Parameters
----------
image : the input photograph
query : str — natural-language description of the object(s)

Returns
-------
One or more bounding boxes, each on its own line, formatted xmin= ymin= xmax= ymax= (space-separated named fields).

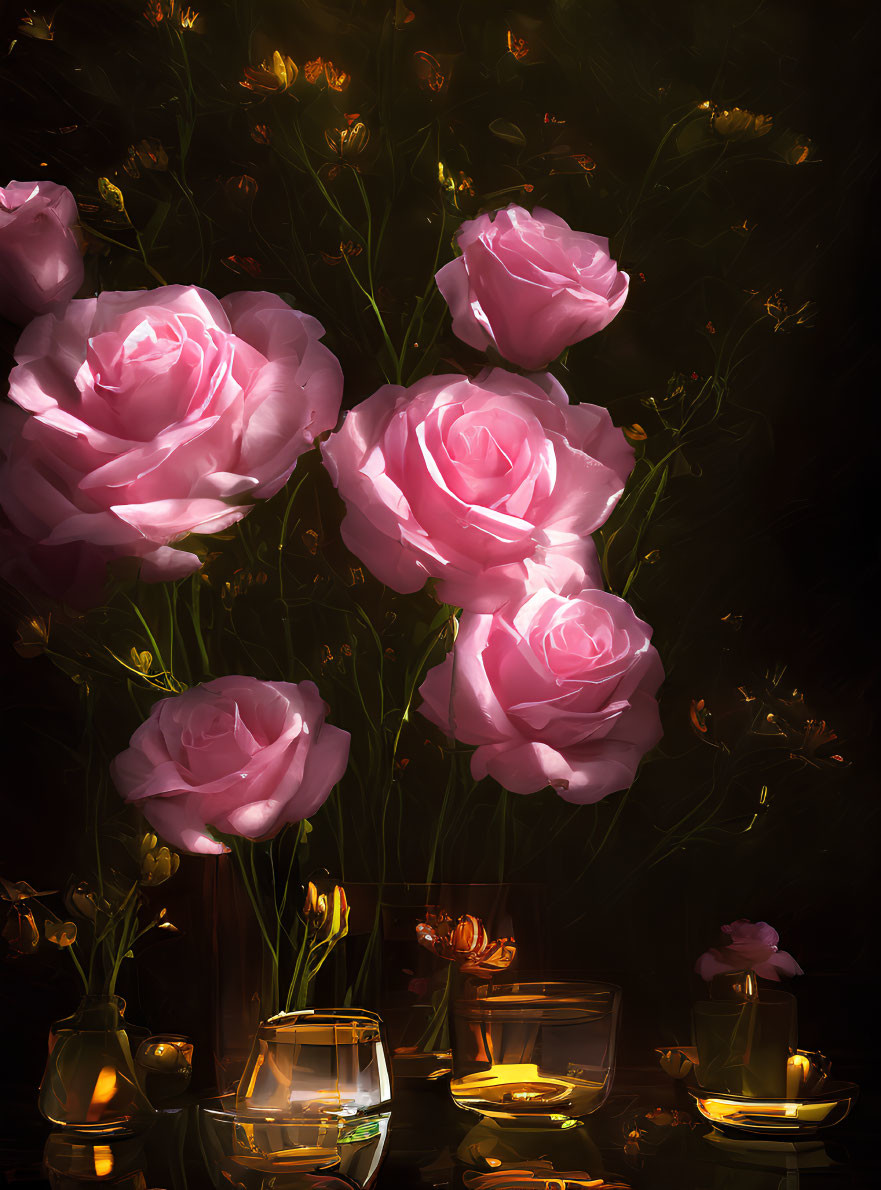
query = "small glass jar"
xmin=693 ymin=987 xmax=797 ymax=1097
xmin=134 ymin=1034 xmax=194 ymax=1104
xmin=38 ymin=995 xmax=155 ymax=1136
xmin=450 ymin=981 xmax=621 ymax=1125
xmin=235 ymin=1009 xmax=393 ymax=1118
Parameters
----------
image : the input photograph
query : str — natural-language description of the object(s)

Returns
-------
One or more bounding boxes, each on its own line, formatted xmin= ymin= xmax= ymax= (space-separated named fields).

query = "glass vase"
xmin=235 ymin=1009 xmax=393 ymax=1119
xmin=38 ymin=995 xmax=155 ymax=1136
xmin=450 ymin=981 xmax=621 ymax=1126
xmin=693 ymin=987 xmax=797 ymax=1097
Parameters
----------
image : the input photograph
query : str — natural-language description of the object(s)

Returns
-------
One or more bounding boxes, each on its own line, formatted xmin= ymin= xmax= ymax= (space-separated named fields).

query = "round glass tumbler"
xmin=235 ymin=1009 xmax=393 ymax=1118
xmin=450 ymin=981 xmax=621 ymax=1126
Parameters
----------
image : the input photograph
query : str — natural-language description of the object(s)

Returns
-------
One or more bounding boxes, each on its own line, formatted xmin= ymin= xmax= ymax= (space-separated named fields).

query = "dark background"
xmin=0 ymin=0 xmax=878 ymax=1133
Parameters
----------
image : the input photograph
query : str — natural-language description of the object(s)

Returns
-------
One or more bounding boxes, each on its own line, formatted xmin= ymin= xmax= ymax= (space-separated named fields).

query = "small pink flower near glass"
xmin=695 ymin=919 xmax=804 ymax=982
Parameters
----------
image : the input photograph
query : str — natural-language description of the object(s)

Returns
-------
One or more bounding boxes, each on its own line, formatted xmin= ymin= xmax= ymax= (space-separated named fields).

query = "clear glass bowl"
xmin=450 ymin=981 xmax=621 ymax=1125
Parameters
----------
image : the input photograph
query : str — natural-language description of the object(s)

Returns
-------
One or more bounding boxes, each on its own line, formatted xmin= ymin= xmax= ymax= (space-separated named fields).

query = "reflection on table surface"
xmin=0 ymin=1068 xmax=874 ymax=1189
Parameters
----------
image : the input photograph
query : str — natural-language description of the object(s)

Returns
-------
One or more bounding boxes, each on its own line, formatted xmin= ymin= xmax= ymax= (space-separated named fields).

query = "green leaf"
xmin=143 ymin=200 xmax=171 ymax=252
xmin=489 ymin=118 xmax=527 ymax=146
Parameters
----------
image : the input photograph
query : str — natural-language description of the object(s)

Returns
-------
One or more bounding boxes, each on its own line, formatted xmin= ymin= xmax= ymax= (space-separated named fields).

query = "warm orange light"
xmin=506 ymin=31 xmax=529 ymax=61
xmin=695 ymin=1093 xmax=838 ymax=1128
xmin=86 ymin=1066 xmax=118 ymax=1120
xmin=93 ymin=1146 xmax=114 ymax=1177
xmin=451 ymin=1062 xmax=607 ymax=1118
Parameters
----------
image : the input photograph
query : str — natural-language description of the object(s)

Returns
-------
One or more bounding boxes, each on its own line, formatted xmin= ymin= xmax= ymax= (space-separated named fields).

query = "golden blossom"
xmin=240 ymin=52 xmax=298 ymax=94
xmin=303 ymin=881 xmax=349 ymax=944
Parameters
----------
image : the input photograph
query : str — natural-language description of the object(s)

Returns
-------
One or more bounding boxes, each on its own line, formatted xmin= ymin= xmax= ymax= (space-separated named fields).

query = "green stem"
xmin=414 ymin=962 xmax=453 ymax=1054
xmin=232 ymin=841 xmax=279 ymax=992
xmin=188 ymin=575 xmax=211 ymax=675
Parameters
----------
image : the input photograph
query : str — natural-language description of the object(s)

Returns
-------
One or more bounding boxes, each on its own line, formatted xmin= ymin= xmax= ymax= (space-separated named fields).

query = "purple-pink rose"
xmin=435 ymin=205 xmax=629 ymax=371
xmin=321 ymin=368 xmax=632 ymax=612
xmin=418 ymin=586 xmax=663 ymax=801
xmin=111 ymin=676 xmax=351 ymax=855
xmin=0 ymin=286 xmax=343 ymax=602
xmin=695 ymin=920 xmax=804 ymax=982
xmin=0 ymin=180 xmax=84 ymax=325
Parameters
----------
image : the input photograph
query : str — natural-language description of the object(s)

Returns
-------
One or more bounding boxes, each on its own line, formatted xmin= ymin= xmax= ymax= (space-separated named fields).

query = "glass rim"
xmin=688 ymin=1081 xmax=858 ymax=1107
xmin=263 ymin=1007 xmax=384 ymax=1027
xmin=454 ymin=978 xmax=621 ymax=1012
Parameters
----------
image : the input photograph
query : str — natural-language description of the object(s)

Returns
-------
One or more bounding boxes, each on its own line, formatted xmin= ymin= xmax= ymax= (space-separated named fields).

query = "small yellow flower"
xmin=303 ymin=881 xmax=349 ymax=944
xmin=140 ymin=842 xmax=180 ymax=887
xmin=97 ymin=177 xmax=126 ymax=213
xmin=130 ymin=647 xmax=153 ymax=674
xmin=240 ymin=51 xmax=298 ymax=94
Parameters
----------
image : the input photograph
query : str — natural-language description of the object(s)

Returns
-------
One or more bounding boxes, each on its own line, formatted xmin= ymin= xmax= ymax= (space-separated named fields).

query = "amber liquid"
xmin=450 ymin=1062 xmax=609 ymax=1120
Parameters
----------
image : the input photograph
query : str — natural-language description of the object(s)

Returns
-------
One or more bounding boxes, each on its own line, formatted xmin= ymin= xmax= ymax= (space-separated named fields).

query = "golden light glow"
xmin=451 ymin=1063 xmax=607 ymax=1119
xmin=86 ymin=1067 xmax=119 ymax=1121
xmin=786 ymin=1052 xmax=812 ymax=1098
xmin=93 ymin=1147 xmax=114 ymax=1177
xmin=695 ymin=1092 xmax=841 ymax=1129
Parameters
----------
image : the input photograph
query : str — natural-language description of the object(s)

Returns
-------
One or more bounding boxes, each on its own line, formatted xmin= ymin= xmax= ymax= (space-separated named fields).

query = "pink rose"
xmin=110 ymin=676 xmax=351 ymax=855
xmin=321 ymin=368 xmax=632 ymax=612
xmin=0 ymin=180 xmax=84 ymax=324
xmin=0 ymin=286 xmax=343 ymax=601
xmin=695 ymin=920 xmax=804 ymax=982
xmin=435 ymin=205 xmax=628 ymax=370
xmin=419 ymin=586 xmax=663 ymax=801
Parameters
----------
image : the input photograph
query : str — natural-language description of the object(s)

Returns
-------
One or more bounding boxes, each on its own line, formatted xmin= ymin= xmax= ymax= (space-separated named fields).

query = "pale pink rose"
xmin=695 ymin=920 xmax=804 ymax=982
xmin=111 ymin=676 xmax=351 ymax=855
xmin=0 ymin=180 xmax=84 ymax=324
xmin=435 ymin=205 xmax=629 ymax=370
xmin=419 ymin=586 xmax=663 ymax=801
xmin=0 ymin=286 xmax=343 ymax=602
xmin=321 ymin=368 xmax=632 ymax=612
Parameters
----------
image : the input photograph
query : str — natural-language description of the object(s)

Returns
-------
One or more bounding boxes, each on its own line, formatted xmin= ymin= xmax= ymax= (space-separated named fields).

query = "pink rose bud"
xmin=419 ymin=586 xmax=664 ymax=801
xmin=695 ymin=919 xmax=804 ymax=982
xmin=436 ymin=204 xmax=629 ymax=370
xmin=0 ymin=286 xmax=343 ymax=605
xmin=111 ymin=677 xmax=351 ymax=855
xmin=321 ymin=367 xmax=633 ymax=613
xmin=0 ymin=180 xmax=85 ymax=324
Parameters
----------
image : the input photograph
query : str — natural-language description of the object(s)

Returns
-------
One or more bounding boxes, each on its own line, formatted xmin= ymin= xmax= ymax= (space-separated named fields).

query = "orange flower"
xmin=416 ymin=911 xmax=516 ymax=977
xmin=303 ymin=59 xmax=350 ymax=90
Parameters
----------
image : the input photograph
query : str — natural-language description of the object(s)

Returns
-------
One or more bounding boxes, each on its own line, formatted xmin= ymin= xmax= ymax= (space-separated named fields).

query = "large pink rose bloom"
xmin=0 ymin=286 xmax=343 ymax=601
xmin=321 ymin=368 xmax=632 ymax=612
xmin=111 ymin=676 xmax=350 ymax=855
xmin=695 ymin=920 xmax=804 ymax=982
xmin=435 ymin=205 xmax=629 ymax=371
xmin=0 ymin=180 xmax=84 ymax=324
xmin=419 ymin=587 xmax=663 ymax=801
